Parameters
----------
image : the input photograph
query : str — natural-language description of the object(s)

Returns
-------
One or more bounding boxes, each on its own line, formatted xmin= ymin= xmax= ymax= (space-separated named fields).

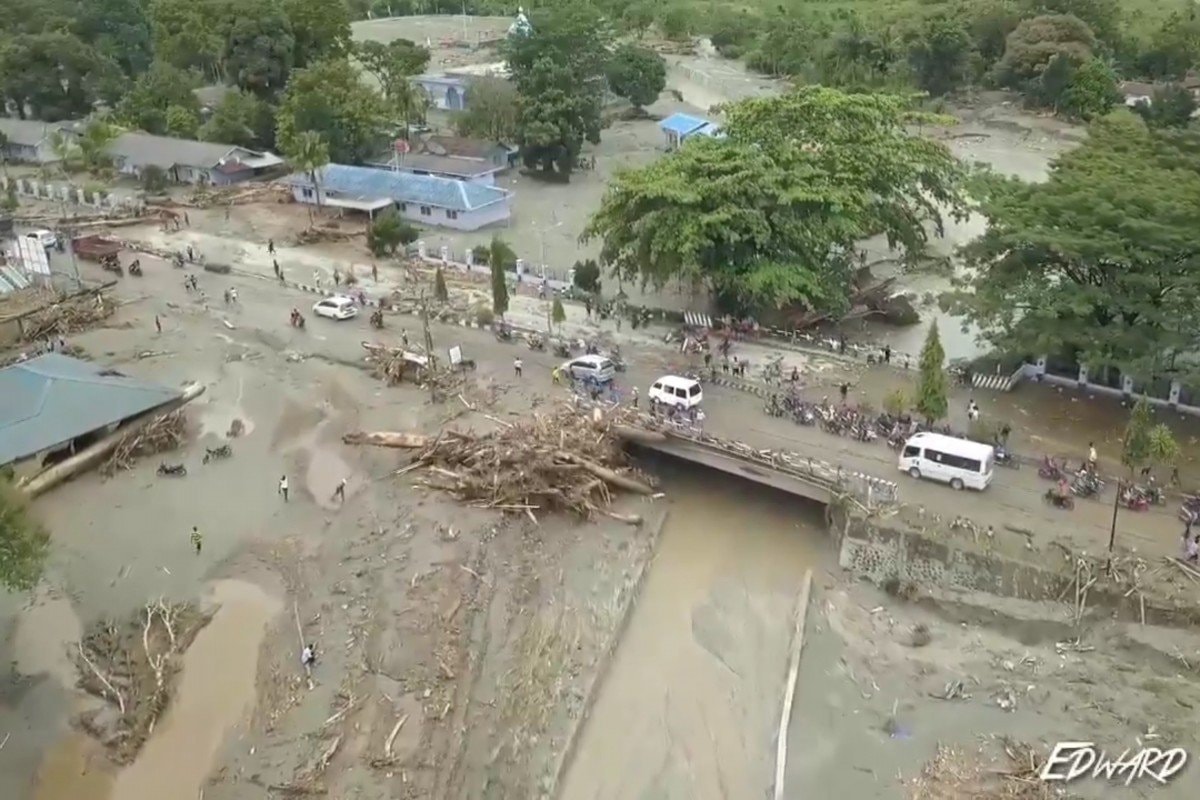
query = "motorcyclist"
xmin=1057 ymin=476 xmax=1070 ymax=501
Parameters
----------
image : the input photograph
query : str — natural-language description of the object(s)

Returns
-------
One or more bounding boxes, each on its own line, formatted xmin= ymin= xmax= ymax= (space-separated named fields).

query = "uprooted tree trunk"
xmin=343 ymin=406 xmax=655 ymax=520
xmin=74 ymin=599 xmax=212 ymax=763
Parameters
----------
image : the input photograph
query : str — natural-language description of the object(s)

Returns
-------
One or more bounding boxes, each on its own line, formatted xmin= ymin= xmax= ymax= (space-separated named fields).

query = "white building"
xmin=283 ymin=164 xmax=512 ymax=231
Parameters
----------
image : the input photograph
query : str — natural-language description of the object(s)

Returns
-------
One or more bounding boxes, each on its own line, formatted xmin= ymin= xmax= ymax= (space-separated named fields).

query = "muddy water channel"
xmin=561 ymin=462 xmax=826 ymax=800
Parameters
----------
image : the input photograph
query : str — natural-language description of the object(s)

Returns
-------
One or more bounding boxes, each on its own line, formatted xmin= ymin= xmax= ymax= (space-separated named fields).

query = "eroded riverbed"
xmin=560 ymin=462 xmax=826 ymax=799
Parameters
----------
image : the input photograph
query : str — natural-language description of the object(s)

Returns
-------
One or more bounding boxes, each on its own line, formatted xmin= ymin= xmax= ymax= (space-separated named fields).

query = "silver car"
xmin=563 ymin=354 xmax=615 ymax=384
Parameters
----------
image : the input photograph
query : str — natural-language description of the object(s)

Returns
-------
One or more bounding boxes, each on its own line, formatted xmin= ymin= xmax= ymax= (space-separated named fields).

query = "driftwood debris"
xmin=16 ymin=293 xmax=115 ymax=342
xmin=74 ymin=599 xmax=212 ymax=763
xmin=345 ymin=406 xmax=654 ymax=520
xmin=101 ymin=409 xmax=187 ymax=475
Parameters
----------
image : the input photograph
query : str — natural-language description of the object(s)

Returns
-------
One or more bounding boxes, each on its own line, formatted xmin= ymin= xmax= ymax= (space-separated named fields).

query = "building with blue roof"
xmin=283 ymin=164 xmax=513 ymax=231
xmin=0 ymin=353 xmax=183 ymax=469
xmin=658 ymin=112 xmax=723 ymax=150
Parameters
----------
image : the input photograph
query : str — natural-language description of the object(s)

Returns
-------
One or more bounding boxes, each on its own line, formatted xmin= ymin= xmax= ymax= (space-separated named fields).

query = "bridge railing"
xmin=621 ymin=412 xmax=901 ymax=510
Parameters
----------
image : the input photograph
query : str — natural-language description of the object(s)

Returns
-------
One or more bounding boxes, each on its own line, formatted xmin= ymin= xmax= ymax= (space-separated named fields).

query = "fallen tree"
xmin=343 ymin=406 xmax=654 ymax=521
xmin=74 ymin=599 xmax=213 ymax=763
xmin=15 ymin=292 xmax=116 ymax=343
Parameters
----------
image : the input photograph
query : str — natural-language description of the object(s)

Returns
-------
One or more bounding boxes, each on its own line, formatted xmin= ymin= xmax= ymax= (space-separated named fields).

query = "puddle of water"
xmin=14 ymin=588 xmax=83 ymax=687
xmin=302 ymin=421 xmax=356 ymax=510
xmin=561 ymin=462 xmax=823 ymax=799
xmin=33 ymin=732 xmax=115 ymax=800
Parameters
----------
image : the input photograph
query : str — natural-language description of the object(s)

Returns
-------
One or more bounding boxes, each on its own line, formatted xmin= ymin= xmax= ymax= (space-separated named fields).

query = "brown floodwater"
xmin=560 ymin=461 xmax=826 ymax=799
xmin=32 ymin=579 xmax=281 ymax=800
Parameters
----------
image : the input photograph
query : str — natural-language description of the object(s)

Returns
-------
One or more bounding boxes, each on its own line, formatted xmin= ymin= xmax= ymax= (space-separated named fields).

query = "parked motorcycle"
xmin=1044 ymin=489 xmax=1075 ymax=510
xmin=369 ymin=309 xmax=384 ymax=329
xmin=1071 ymin=472 xmax=1105 ymax=498
xmin=1178 ymin=494 xmax=1200 ymax=523
xmin=526 ymin=332 xmax=545 ymax=351
xmin=994 ymin=445 xmax=1019 ymax=469
xmin=1120 ymin=485 xmax=1150 ymax=511
xmin=495 ymin=323 xmax=514 ymax=343
xmin=157 ymin=462 xmax=187 ymax=477
xmin=203 ymin=444 xmax=232 ymax=464
xmin=100 ymin=254 xmax=123 ymax=275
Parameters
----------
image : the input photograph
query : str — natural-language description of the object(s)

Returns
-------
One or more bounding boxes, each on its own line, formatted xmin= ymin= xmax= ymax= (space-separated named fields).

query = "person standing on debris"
xmin=190 ymin=526 xmax=202 ymax=555
xmin=883 ymin=344 xmax=891 ymax=364
xmin=267 ymin=239 xmax=275 ymax=255
xmin=333 ymin=478 xmax=347 ymax=503
xmin=631 ymin=386 xmax=639 ymax=408
xmin=514 ymin=357 xmax=523 ymax=378
xmin=301 ymin=643 xmax=317 ymax=668
xmin=279 ymin=474 xmax=289 ymax=502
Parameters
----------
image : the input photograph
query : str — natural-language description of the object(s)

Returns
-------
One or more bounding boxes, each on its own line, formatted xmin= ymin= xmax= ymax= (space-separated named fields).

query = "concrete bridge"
xmin=613 ymin=423 xmax=899 ymax=509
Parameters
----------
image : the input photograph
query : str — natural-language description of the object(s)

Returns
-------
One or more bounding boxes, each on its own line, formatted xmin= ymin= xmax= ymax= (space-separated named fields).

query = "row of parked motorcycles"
xmin=157 ymin=444 xmax=232 ymax=477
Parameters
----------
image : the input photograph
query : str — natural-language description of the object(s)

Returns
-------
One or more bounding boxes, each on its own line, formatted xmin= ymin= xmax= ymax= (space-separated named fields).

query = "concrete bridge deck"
xmin=614 ymin=423 xmax=899 ymax=508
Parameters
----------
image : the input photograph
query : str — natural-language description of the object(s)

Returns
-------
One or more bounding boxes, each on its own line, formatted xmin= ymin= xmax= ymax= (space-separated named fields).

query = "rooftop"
xmin=0 ymin=354 xmax=183 ymax=466
xmin=373 ymin=152 xmax=501 ymax=179
xmin=106 ymin=132 xmax=283 ymax=171
xmin=283 ymin=164 xmax=510 ymax=212
xmin=420 ymin=135 xmax=508 ymax=160
xmin=0 ymin=118 xmax=75 ymax=148
xmin=659 ymin=112 xmax=714 ymax=137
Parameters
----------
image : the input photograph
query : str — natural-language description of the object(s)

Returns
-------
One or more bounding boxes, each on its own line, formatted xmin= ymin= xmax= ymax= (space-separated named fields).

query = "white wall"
xmin=291 ymin=186 xmax=511 ymax=231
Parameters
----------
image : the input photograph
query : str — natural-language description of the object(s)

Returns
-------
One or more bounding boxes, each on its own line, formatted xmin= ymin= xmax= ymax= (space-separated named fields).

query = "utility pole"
xmin=420 ymin=290 xmax=436 ymax=402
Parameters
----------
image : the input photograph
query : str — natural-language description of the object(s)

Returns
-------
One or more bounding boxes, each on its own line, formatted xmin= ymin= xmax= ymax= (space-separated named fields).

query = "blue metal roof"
xmin=659 ymin=113 xmax=711 ymax=136
xmin=0 ymin=354 xmax=182 ymax=466
xmin=283 ymin=164 xmax=509 ymax=212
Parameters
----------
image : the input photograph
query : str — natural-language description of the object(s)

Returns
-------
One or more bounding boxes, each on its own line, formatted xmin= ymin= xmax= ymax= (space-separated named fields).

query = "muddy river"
xmin=560 ymin=461 xmax=827 ymax=799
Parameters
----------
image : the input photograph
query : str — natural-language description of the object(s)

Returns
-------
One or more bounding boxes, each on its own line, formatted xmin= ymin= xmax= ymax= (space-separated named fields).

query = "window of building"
xmin=446 ymin=209 xmax=459 ymax=220
xmin=301 ymin=187 xmax=314 ymax=199
xmin=397 ymin=203 xmax=407 ymax=212
xmin=420 ymin=205 xmax=432 ymax=216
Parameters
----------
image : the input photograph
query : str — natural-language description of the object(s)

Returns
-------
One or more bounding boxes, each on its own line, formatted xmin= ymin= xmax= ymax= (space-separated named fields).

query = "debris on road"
xmin=17 ymin=293 xmax=115 ymax=342
xmin=344 ymin=406 xmax=654 ymax=520
xmin=101 ymin=409 xmax=188 ymax=475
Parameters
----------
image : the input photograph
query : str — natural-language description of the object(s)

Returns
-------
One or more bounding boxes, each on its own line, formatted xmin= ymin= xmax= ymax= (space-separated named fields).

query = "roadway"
xmin=64 ymin=246 xmax=1186 ymax=563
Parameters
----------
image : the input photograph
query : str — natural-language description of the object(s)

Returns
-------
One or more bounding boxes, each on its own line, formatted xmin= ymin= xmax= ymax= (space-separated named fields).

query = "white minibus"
xmin=897 ymin=431 xmax=994 ymax=491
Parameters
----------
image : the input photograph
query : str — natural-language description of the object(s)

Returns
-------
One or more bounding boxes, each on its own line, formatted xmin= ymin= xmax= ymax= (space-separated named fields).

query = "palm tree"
xmin=77 ymin=118 xmax=123 ymax=174
xmin=285 ymin=131 xmax=330 ymax=225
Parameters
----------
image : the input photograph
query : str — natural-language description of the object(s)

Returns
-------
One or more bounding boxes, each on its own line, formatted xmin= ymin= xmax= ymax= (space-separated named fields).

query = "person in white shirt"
xmin=278 ymin=475 xmax=289 ymax=502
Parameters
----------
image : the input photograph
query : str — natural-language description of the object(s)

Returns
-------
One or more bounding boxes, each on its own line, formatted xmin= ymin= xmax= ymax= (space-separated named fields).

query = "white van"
xmin=648 ymin=375 xmax=703 ymax=409
xmin=898 ymin=431 xmax=994 ymax=491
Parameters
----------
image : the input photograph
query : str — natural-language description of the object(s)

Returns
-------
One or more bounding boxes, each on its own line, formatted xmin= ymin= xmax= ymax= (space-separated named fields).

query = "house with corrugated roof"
xmin=282 ymin=164 xmax=512 ymax=231
xmin=0 ymin=353 xmax=183 ymax=470
xmin=658 ymin=112 xmax=722 ymax=150
xmin=105 ymin=132 xmax=284 ymax=185
xmin=0 ymin=118 xmax=79 ymax=164
xmin=364 ymin=152 xmax=505 ymax=185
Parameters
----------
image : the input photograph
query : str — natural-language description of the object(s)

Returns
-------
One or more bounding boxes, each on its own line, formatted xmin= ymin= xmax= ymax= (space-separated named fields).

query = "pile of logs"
xmin=19 ymin=293 xmax=114 ymax=342
xmin=101 ymin=409 xmax=187 ymax=475
xmin=343 ymin=406 xmax=654 ymax=522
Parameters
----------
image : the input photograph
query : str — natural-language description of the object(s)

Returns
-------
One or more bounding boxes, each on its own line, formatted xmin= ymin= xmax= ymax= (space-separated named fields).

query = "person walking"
xmin=883 ymin=345 xmax=891 ymax=365
xmin=301 ymin=643 xmax=317 ymax=668
xmin=584 ymin=298 xmax=592 ymax=318
xmin=333 ymin=478 xmax=347 ymax=503
xmin=190 ymin=526 xmax=202 ymax=555
xmin=967 ymin=399 xmax=980 ymax=422
xmin=1087 ymin=442 xmax=1098 ymax=471
xmin=279 ymin=474 xmax=289 ymax=502
xmin=154 ymin=314 xmax=162 ymax=334
xmin=267 ymin=239 xmax=275 ymax=255
xmin=183 ymin=211 xmax=190 ymax=226
xmin=273 ymin=258 xmax=280 ymax=278
xmin=631 ymin=386 xmax=639 ymax=409
xmin=513 ymin=357 xmax=523 ymax=378
xmin=839 ymin=383 xmax=849 ymax=403
xmin=372 ymin=263 xmax=378 ymax=282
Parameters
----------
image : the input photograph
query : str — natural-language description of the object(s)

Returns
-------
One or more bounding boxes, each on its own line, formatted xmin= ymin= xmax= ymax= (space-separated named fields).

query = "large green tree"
xmin=907 ymin=13 xmax=971 ymax=97
xmin=284 ymin=0 xmax=351 ymax=68
xmin=116 ymin=61 xmax=201 ymax=135
xmin=0 ymin=32 xmax=126 ymax=120
xmin=224 ymin=1 xmax=295 ymax=95
xmin=993 ymin=14 xmax=1096 ymax=88
xmin=455 ymin=76 xmax=519 ymax=142
xmin=584 ymin=88 xmax=967 ymax=314
xmin=502 ymin=0 xmax=612 ymax=177
xmin=955 ymin=111 xmax=1200 ymax=382
xmin=276 ymin=58 xmax=390 ymax=163
xmin=605 ymin=43 xmax=666 ymax=111
xmin=915 ymin=321 xmax=948 ymax=423
xmin=74 ymin=0 xmax=155 ymax=76
xmin=355 ymin=38 xmax=430 ymax=133
xmin=199 ymin=88 xmax=275 ymax=147
xmin=147 ymin=0 xmax=228 ymax=77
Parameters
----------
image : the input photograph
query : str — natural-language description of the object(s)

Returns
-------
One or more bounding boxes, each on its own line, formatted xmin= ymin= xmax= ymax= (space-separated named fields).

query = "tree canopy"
xmin=502 ymin=0 xmax=612 ymax=176
xmin=605 ymin=43 xmax=666 ymax=110
xmin=284 ymin=0 xmax=351 ymax=68
xmin=584 ymin=88 xmax=968 ymax=313
xmin=116 ymin=61 xmax=201 ymax=135
xmin=224 ymin=1 xmax=295 ymax=96
xmin=275 ymin=58 xmax=390 ymax=163
xmin=955 ymin=110 xmax=1200 ymax=382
